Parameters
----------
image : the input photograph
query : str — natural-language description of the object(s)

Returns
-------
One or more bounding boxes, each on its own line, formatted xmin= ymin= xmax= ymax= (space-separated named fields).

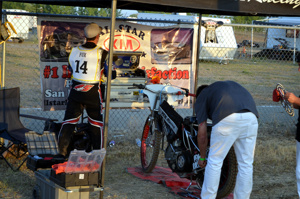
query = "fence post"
xmin=1 ymin=10 xmax=6 ymax=89
xmin=251 ymin=21 xmax=254 ymax=59
xmin=294 ymin=27 xmax=296 ymax=64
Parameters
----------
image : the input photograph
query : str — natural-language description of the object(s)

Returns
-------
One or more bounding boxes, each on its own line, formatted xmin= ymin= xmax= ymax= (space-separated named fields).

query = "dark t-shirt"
xmin=195 ymin=81 xmax=259 ymax=126
xmin=296 ymin=96 xmax=300 ymax=142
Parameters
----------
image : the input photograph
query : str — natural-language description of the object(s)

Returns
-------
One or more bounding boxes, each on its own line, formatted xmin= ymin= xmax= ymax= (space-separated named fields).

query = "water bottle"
xmin=138 ymin=90 xmax=143 ymax=103
xmin=136 ymin=138 xmax=141 ymax=147
xmin=109 ymin=140 xmax=115 ymax=147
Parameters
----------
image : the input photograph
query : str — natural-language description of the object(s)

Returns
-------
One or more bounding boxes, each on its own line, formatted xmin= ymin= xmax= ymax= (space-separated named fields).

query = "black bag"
xmin=43 ymin=120 xmax=92 ymax=153
xmin=44 ymin=119 xmax=62 ymax=139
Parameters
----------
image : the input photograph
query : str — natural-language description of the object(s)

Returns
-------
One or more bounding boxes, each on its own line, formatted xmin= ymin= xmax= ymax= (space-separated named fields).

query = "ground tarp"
xmin=127 ymin=166 xmax=233 ymax=199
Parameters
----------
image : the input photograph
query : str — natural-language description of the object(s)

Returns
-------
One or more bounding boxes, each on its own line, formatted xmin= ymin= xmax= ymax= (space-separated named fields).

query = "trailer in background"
xmin=254 ymin=17 xmax=300 ymax=50
xmin=253 ymin=17 xmax=300 ymax=60
xmin=137 ymin=13 xmax=237 ymax=62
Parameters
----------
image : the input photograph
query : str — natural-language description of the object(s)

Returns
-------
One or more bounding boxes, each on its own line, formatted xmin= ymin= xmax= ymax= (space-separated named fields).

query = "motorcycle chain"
xmin=276 ymin=83 xmax=294 ymax=117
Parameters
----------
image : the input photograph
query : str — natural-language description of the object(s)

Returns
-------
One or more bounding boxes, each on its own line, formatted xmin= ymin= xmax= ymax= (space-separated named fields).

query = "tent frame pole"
xmin=193 ymin=13 xmax=202 ymax=116
xmin=100 ymin=0 xmax=117 ymax=198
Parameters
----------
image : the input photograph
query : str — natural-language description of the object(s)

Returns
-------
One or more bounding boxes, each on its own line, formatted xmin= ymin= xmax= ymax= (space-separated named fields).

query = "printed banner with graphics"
xmin=38 ymin=17 xmax=197 ymax=111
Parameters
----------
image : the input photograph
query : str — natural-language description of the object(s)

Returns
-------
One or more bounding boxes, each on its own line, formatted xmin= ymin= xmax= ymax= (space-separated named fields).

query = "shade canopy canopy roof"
xmin=253 ymin=17 xmax=300 ymax=26
xmin=2 ymin=0 xmax=300 ymax=17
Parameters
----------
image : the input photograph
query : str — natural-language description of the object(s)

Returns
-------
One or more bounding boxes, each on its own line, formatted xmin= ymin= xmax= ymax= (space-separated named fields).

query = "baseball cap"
xmin=84 ymin=23 xmax=102 ymax=39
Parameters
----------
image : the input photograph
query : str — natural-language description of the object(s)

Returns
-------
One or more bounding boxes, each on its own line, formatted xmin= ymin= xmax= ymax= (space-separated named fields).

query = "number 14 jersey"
xmin=69 ymin=46 xmax=105 ymax=84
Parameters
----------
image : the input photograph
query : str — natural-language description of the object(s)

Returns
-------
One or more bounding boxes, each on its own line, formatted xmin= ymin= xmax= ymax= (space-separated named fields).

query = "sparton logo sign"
xmin=103 ymin=35 xmax=141 ymax=51
xmin=241 ymin=0 xmax=300 ymax=9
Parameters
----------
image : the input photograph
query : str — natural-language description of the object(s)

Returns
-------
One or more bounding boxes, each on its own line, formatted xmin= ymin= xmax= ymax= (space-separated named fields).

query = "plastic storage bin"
xmin=25 ymin=131 xmax=58 ymax=155
xmin=65 ymin=149 xmax=106 ymax=173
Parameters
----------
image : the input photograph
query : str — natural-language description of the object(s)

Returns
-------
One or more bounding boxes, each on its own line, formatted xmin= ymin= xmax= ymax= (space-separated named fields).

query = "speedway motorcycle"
xmin=131 ymin=83 xmax=237 ymax=198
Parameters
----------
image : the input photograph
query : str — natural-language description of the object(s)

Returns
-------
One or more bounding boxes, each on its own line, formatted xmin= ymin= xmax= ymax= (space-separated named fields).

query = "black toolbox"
xmin=25 ymin=131 xmax=65 ymax=171
xmin=50 ymin=169 xmax=99 ymax=188
xmin=34 ymin=169 xmax=102 ymax=199
xmin=49 ymin=148 xmax=106 ymax=188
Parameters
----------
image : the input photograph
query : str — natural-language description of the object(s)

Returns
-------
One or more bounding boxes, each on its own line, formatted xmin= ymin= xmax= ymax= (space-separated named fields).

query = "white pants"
xmin=296 ymin=141 xmax=300 ymax=197
xmin=201 ymin=112 xmax=258 ymax=199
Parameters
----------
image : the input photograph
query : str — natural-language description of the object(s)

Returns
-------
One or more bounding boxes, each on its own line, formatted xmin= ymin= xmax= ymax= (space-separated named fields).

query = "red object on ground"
xmin=127 ymin=166 xmax=233 ymax=199
xmin=273 ymin=89 xmax=281 ymax=102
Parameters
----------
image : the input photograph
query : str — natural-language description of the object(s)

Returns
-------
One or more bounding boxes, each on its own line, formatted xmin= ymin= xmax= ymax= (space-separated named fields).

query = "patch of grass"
xmin=242 ymin=70 xmax=251 ymax=75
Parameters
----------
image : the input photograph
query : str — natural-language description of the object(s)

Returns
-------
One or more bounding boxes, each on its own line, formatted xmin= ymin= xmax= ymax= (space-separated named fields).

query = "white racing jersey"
xmin=69 ymin=46 xmax=105 ymax=84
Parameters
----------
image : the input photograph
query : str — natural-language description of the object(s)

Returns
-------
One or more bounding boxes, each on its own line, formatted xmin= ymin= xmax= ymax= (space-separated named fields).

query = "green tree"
xmin=129 ymin=13 xmax=138 ymax=18
xmin=3 ymin=2 xmax=26 ymax=10
xmin=3 ymin=2 xmax=123 ymax=17
xmin=232 ymin=16 xmax=264 ymax=24
xmin=232 ymin=16 xmax=265 ymax=32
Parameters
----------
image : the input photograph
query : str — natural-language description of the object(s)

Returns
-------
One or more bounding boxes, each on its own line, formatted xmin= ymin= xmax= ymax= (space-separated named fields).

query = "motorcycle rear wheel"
xmin=140 ymin=116 xmax=162 ymax=173
xmin=196 ymin=147 xmax=237 ymax=199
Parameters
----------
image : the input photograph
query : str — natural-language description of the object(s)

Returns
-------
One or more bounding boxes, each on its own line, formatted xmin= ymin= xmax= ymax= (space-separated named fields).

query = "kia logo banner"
xmin=38 ymin=18 xmax=196 ymax=111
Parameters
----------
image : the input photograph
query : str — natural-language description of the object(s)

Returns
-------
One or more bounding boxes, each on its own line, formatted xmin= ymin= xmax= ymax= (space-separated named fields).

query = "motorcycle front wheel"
xmin=140 ymin=115 xmax=162 ymax=173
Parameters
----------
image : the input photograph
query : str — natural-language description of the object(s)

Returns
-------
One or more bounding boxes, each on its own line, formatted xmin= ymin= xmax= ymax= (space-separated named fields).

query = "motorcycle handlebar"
xmin=128 ymin=83 xmax=145 ymax=89
xmin=178 ymin=87 xmax=196 ymax=97
xmin=188 ymin=93 xmax=196 ymax=97
xmin=128 ymin=84 xmax=196 ymax=97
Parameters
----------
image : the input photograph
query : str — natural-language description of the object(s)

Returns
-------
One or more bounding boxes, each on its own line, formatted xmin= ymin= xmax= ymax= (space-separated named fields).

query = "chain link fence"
xmin=1 ymin=12 xmax=299 ymax=168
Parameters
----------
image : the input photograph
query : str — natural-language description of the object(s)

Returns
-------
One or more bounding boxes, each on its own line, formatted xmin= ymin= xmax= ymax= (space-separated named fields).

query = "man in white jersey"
xmin=58 ymin=23 xmax=116 ymax=158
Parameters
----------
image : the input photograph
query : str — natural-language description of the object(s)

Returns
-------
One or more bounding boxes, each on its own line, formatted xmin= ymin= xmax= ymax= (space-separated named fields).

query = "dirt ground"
xmin=94 ymin=130 xmax=300 ymax=199
xmin=1 ymin=127 xmax=298 ymax=199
